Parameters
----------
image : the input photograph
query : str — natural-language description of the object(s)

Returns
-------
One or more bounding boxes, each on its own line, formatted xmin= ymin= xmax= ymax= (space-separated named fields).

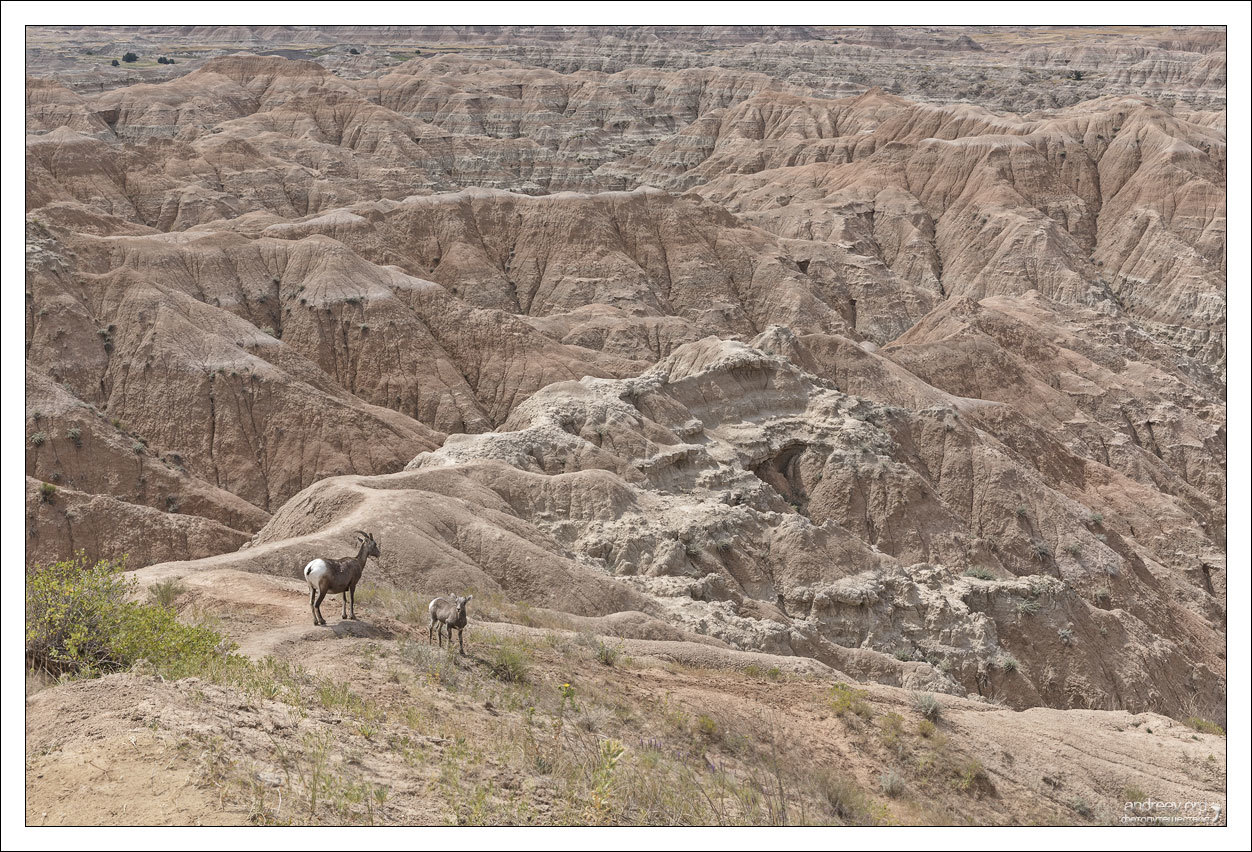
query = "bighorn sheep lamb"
xmin=428 ymin=593 xmax=473 ymax=654
xmin=303 ymin=530 xmax=380 ymax=626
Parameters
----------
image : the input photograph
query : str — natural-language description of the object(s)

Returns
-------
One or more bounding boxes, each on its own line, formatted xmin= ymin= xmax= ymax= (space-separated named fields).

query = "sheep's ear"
xmin=466 ymin=595 xmax=473 ymax=602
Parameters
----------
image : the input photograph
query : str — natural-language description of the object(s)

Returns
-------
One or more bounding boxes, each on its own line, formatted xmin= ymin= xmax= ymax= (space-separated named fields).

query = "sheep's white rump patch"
xmin=304 ymin=558 xmax=330 ymax=583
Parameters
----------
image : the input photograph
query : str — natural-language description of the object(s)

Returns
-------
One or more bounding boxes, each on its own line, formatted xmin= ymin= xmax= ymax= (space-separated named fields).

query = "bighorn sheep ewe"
xmin=303 ymin=530 xmax=380 ymax=626
xmin=428 ymin=593 xmax=473 ymax=654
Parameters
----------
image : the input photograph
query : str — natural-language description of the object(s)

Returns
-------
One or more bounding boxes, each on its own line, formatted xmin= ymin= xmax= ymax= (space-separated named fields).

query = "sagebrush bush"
xmin=26 ymin=552 xmax=237 ymax=680
xmin=879 ymin=768 xmax=906 ymax=797
xmin=1015 ymin=596 xmax=1041 ymax=616
xmin=911 ymin=691 xmax=942 ymax=722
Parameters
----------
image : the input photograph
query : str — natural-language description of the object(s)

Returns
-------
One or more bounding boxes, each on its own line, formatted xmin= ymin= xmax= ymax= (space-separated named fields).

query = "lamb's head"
xmin=455 ymin=594 xmax=473 ymax=619
xmin=354 ymin=530 xmax=381 ymax=560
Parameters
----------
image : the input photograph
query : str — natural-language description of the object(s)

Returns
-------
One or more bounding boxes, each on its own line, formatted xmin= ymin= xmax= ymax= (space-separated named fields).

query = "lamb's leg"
xmin=458 ymin=626 xmax=465 ymax=655
xmin=310 ymin=587 xmax=319 ymax=626
xmin=314 ymin=589 xmax=328 ymax=625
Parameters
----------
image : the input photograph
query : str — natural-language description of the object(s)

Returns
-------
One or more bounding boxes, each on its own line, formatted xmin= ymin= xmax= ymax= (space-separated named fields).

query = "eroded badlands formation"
xmin=27 ymin=27 xmax=1225 ymax=730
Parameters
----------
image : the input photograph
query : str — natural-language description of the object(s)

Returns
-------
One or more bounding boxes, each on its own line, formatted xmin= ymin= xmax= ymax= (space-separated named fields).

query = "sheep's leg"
xmin=310 ymin=588 xmax=319 ymax=626
xmin=342 ymin=592 xmax=348 ymax=620
xmin=348 ymin=585 xmax=356 ymax=620
xmin=458 ymin=626 xmax=464 ymax=655
xmin=314 ymin=589 xmax=328 ymax=625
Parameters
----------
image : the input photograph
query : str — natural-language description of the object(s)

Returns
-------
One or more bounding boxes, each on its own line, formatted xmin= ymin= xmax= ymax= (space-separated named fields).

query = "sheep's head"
xmin=354 ymin=530 xmax=381 ymax=559
xmin=456 ymin=594 xmax=473 ymax=618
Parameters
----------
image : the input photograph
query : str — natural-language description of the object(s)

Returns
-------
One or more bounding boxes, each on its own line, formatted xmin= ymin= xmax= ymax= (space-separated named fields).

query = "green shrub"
xmin=111 ymin=59 xmax=120 ymax=66
xmin=122 ymin=52 xmax=138 ymax=63
xmin=26 ymin=553 xmax=237 ymax=680
xmin=489 ymin=642 xmax=529 ymax=683
xmin=964 ymin=567 xmax=995 ymax=581
xmin=66 ymin=427 xmax=82 ymax=448
xmin=39 ymin=482 xmax=57 ymax=503
xmin=1185 ymin=717 xmax=1225 ymax=736
xmin=830 ymin=682 xmax=873 ymax=719
xmin=30 ymin=431 xmax=47 ymax=447
xmin=743 ymin=663 xmax=782 ymax=681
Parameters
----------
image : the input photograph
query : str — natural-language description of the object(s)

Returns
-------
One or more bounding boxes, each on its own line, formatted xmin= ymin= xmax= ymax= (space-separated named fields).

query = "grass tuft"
xmin=595 ymin=640 xmax=622 ymax=667
xmin=1185 ymin=717 xmax=1225 ymax=736
xmin=148 ymin=578 xmax=187 ymax=609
